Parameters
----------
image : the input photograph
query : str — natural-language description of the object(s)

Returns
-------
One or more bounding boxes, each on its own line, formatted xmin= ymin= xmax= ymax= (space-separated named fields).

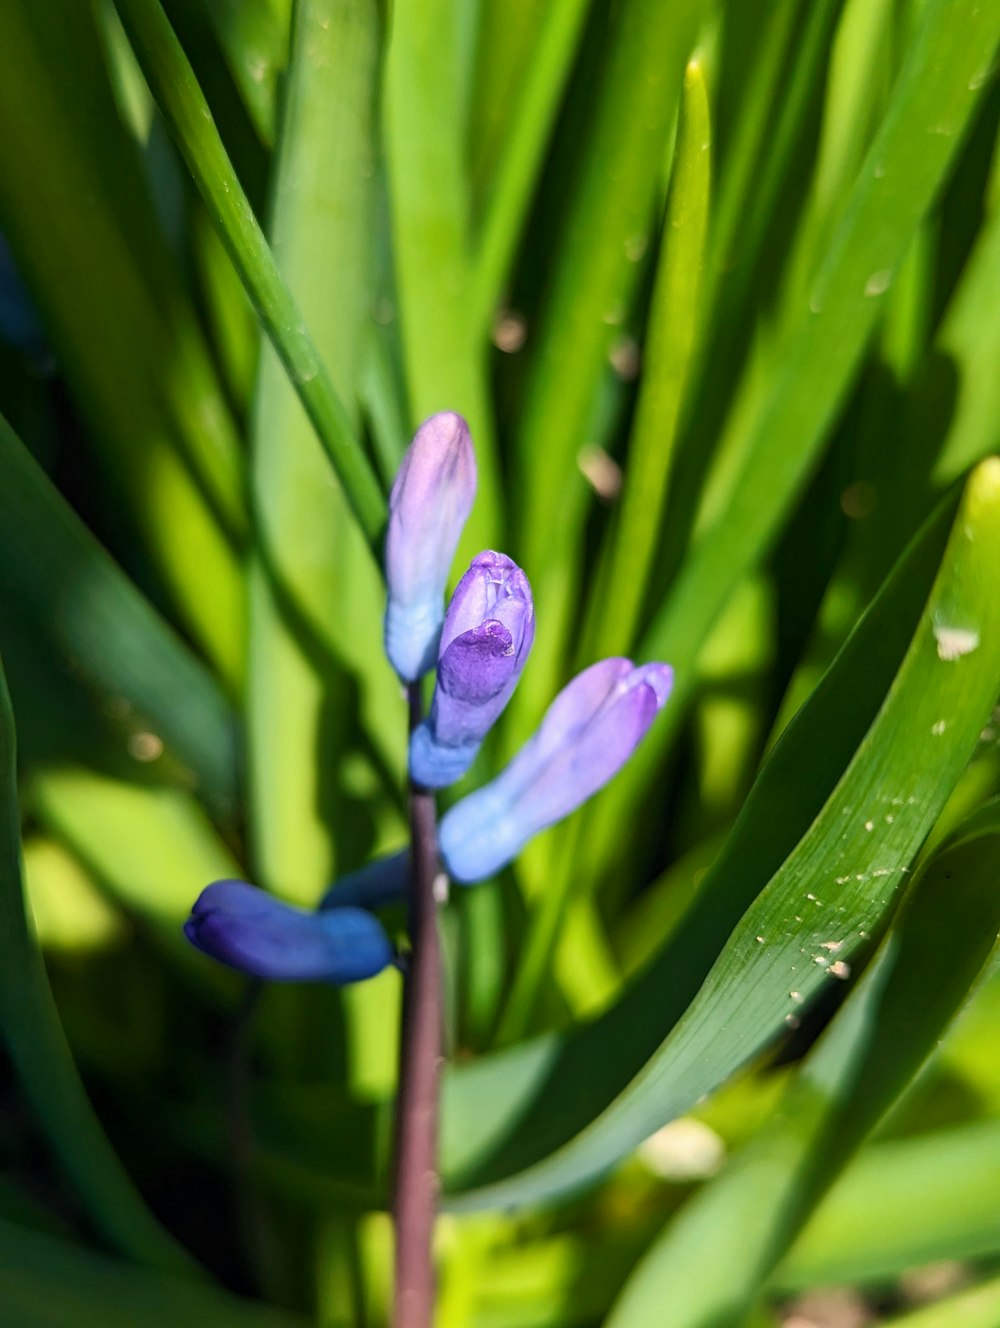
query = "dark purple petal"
xmin=184 ymin=880 xmax=394 ymax=984
xmin=384 ymin=413 xmax=477 ymax=681
xmin=409 ymin=551 xmax=534 ymax=788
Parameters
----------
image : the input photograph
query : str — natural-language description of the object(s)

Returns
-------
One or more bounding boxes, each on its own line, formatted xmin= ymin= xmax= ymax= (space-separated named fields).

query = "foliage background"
xmin=1 ymin=0 xmax=1000 ymax=1324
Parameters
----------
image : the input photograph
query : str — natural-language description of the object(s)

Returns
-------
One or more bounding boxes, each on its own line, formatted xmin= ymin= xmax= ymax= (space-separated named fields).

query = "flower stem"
xmin=393 ymin=683 xmax=443 ymax=1326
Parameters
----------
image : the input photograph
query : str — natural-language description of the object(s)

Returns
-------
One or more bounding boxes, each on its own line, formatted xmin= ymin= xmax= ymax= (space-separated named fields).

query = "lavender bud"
xmin=409 ymin=551 xmax=535 ymax=787
xmin=439 ymin=658 xmax=673 ymax=881
xmin=384 ymin=412 xmax=477 ymax=681
xmin=184 ymin=880 xmax=394 ymax=983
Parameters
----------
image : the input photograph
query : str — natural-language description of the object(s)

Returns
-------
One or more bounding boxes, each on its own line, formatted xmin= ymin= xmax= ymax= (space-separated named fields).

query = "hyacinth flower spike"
xmin=185 ymin=880 xmax=395 ymax=983
xmin=384 ymin=412 xmax=477 ymax=682
xmin=409 ymin=551 xmax=535 ymax=788
xmin=439 ymin=658 xmax=673 ymax=883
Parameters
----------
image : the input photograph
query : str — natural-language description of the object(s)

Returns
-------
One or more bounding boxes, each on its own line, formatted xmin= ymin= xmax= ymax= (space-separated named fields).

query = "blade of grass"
xmin=0 ymin=0 xmax=247 ymax=679
xmin=0 ymin=661 xmax=197 ymax=1275
xmin=0 ymin=414 xmax=238 ymax=806
xmin=247 ymin=0 xmax=403 ymax=911
xmin=769 ymin=127 xmax=1000 ymax=741
xmin=775 ymin=1118 xmax=1000 ymax=1291
xmin=201 ymin=0 xmax=291 ymax=148
xmin=383 ymin=0 xmax=499 ymax=554
xmin=0 ymin=1217 xmax=307 ymax=1327
xmin=584 ymin=59 xmax=711 ymax=662
xmin=470 ymin=0 xmax=593 ymax=328
xmin=31 ymin=766 xmax=242 ymax=988
xmin=558 ymin=0 xmax=1000 ymax=920
xmin=113 ymin=0 xmax=386 ymax=554
xmin=930 ymin=134 xmax=1000 ymax=485
xmin=605 ymin=801 xmax=1000 ymax=1327
xmin=878 ymin=1278 xmax=1000 ymax=1328
xmin=507 ymin=0 xmax=706 ymax=747
xmin=695 ymin=0 xmax=844 ymax=415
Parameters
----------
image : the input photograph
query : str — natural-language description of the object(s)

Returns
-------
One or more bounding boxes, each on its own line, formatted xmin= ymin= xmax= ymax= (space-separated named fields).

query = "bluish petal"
xmin=438 ymin=783 xmax=523 ymax=883
xmin=439 ymin=659 xmax=673 ymax=882
xmin=184 ymin=880 xmax=394 ymax=983
xmin=320 ymin=850 xmax=409 ymax=910
xmin=384 ymin=412 xmax=476 ymax=681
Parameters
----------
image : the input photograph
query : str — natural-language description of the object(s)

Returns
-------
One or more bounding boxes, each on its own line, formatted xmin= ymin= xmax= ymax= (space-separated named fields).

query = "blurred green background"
xmin=2 ymin=0 xmax=1000 ymax=1325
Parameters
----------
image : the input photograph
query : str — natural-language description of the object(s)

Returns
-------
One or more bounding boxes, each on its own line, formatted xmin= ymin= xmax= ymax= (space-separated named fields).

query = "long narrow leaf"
xmin=113 ymin=0 xmax=386 ymax=553
xmin=563 ymin=0 xmax=1000 ymax=906
xmin=0 ymin=1217 xmax=305 ymax=1327
xmin=0 ymin=415 xmax=237 ymax=805
xmin=442 ymin=459 xmax=1000 ymax=1208
xmin=0 ymin=661 xmax=196 ymax=1274
xmin=605 ymin=801 xmax=1000 ymax=1327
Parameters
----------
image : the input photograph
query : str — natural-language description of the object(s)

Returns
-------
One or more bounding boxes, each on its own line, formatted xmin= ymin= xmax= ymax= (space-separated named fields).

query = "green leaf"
xmin=0 ymin=0 xmax=247 ymax=678
xmin=605 ymin=799 xmax=1000 ymax=1327
xmin=0 ymin=1218 xmax=307 ymax=1327
xmin=775 ymin=1118 xmax=1000 ymax=1290
xmin=201 ymin=0 xmax=291 ymax=147
xmin=441 ymin=459 xmax=1000 ymax=1209
xmin=247 ymin=0 xmax=404 ymax=911
xmin=382 ymin=0 xmax=500 ymax=553
xmin=0 ymin=662 xmax=196 ymax=1275
xmin=497 ymin=57 xmax=712 ymax=1035
xmin=113 ymin=0 xmax=387 ymax=554
xmin=30 ymin=766 xmax=242 ymax=982
xmin=506 ymin=0 xmax=707 ymax=745
xmin=563 ymin=0 xmax=1000 ymax=911
xmin=0 ymin=414 xmax=238 ymax=806
xmin=587 ymin=58 xmax=711 ymax=661
xmin=470 ymin=0 xmax=593 ymax=327
xmin=878 ymin=1278 xmax=1000 ymax=1328
xmin=927 ymin=137 xmax=1000 ymax=486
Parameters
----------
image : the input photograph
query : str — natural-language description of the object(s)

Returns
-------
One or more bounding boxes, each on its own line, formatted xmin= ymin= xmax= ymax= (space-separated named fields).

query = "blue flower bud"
xmin=184 ymin=880 xmax=395 ymax=983
xmin=409 ymin=552 xmax=534 ymax=787
xmin=320 ymin=850 xmax=409 ymax=911
xmin=384 ymin=412 xmax=477 ymax=682
xmin=439 ymin=658 xmax=673 ymax=882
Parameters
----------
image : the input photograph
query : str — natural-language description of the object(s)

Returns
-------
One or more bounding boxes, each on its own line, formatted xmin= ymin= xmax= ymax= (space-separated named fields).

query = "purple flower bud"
xmin=384 ymin=412 xmax=477 ymax=681
xmin=184 ymin=880 xmax=395 ymax=983
xmin=438 ymin=658 xmax=673 ymax=882
xmin=320 ymin=850 xmax=409 ymax=911
xmin=409 ymin=551 xmax=535 ymax=787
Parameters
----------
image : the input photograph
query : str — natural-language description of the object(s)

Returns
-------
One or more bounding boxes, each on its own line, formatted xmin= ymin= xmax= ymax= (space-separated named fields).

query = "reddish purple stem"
xmin=393 ymin=684 xmax=443 ymax=1327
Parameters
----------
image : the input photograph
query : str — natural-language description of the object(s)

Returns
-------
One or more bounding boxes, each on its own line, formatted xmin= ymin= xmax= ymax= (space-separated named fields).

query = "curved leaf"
xmin=0 ymin=414 xmax=238 ymax=805
xmin=0 ymin=661 xmax=196 ymax=1274
xmin=606 ymin=800 xmax=1000 ymax=1326
xmin=775 ymin=1118 xmax=1000 ymax=1291
xmin=443 ymin=459 xmax=1000 ymax=1208
xmin=113 ymin=0 xmax=386 ymax=553
xmin=0 ymin=1218 xmax=303 ymax=1327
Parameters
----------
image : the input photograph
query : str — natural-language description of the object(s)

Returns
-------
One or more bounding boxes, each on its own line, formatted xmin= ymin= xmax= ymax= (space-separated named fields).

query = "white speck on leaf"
xmin=864 ymin=270 xmax=892 ymax=296
xmin=934 ymin=623 xmax=980 ymax=661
